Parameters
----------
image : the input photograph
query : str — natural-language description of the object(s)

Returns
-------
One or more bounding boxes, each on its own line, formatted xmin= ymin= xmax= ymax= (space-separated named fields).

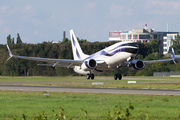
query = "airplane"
xmin=6 ymin=29 xmax=176 ymax=80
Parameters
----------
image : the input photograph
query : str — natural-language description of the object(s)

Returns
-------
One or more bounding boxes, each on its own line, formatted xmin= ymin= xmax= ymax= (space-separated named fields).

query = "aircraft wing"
xmin=124 ymin=48 xmax=176 ymax=65
xmin=143 ymin=58 xmax=173 ymax=64
xmin=173 ymin=55 xmax=180 ymax=60
xmin=6 ymin=45 xmax=83 ymax=68
xmin=143 ymin=48 xmax=176 ymax=64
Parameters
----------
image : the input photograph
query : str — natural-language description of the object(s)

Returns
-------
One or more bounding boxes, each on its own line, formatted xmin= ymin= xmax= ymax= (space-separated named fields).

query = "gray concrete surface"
xmin=0 ymin=85 xmax=180 ymax=96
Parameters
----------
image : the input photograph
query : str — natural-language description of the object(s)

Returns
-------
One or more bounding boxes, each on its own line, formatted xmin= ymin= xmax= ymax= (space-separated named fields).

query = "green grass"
xmin=1 ymin=76 xmax=180 ymax=89
xmin=0 ymin=76 xmax=180 ymax=82
xmin=1 ymin=76 xmax=180 ymax=119
xmin=0 ymin=76 xmax=76 ymax=82
xmin=0 ymin=90 xmax=180 ymax=119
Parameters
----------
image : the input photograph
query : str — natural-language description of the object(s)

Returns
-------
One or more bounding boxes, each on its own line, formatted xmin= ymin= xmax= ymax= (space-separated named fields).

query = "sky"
xmin=0 ymin=0 xmax=180 ymax=44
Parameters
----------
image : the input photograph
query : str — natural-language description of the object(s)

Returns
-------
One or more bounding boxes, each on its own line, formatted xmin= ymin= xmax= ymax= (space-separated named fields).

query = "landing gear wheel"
xmin=86 ymin=74 xmax=90 ymax=79
xmin=114 ymin=66 xmax=122 ymax=80
xmin=86 ymin=73 xmax=95 ymax=80
xmin=118 ymin=74 xmax=122 ymax=80
xmin=114 ymin=74 xmax=118 ymax=80
xmin=91 ymin=74 xmax=94 ymax=80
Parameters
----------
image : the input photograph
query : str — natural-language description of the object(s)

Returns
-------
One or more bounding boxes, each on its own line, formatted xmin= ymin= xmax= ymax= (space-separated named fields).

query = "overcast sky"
xmin=0 ymin=0 xmax=180 ymax=44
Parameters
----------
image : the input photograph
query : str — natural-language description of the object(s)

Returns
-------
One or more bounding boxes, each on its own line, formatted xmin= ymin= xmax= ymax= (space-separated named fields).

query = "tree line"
xmin=7 ymin=33 xmax=22 ymax=45
xmin=0 ymin=34 xmax=180 ymax=76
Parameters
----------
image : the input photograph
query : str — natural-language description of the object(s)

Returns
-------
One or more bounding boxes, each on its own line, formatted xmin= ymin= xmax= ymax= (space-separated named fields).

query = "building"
xmin=109 ymin=24 xmax=179 ymax=54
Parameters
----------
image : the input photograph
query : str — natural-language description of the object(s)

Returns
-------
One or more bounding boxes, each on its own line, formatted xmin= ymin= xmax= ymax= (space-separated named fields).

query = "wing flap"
xmin=38 ymin=63 xmax=76 ymax=68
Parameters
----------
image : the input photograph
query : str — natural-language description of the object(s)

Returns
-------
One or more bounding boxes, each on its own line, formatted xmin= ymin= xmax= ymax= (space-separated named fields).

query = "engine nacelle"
xmin=81 ymin=59 xmax=97 ymax=71
xmin=128 ymin=60 xmax=145 ymax=71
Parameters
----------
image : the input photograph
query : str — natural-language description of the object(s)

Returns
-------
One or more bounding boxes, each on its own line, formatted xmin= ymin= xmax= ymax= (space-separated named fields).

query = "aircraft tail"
xmin=70 ymin=29 xmax=88 ymax=60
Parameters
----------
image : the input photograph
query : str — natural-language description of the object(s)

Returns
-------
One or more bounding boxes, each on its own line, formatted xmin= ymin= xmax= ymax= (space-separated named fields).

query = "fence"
xmin=153 ymin=71 xmax=180 ymax=77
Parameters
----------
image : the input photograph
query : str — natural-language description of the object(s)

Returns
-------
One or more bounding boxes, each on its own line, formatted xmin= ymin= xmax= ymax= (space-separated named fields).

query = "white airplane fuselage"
xmin=73 ymin=41 xmax=139 ymax=75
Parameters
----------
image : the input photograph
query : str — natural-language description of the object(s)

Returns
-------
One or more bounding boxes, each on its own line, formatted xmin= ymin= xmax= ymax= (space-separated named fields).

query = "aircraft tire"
xmin=118 ymin=74 xmax=122 ymax=80
xmin=114 ymin=74 xmax=118 ymax=80
xmin=91 ymin=74 xmax=94 ymax=80
xmin=86 ymin=74 xmax=90 ymax=79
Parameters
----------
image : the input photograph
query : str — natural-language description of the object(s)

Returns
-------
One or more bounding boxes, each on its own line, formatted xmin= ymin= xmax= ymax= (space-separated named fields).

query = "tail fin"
xmin=70 ymin=29 xmax=88 ymax=60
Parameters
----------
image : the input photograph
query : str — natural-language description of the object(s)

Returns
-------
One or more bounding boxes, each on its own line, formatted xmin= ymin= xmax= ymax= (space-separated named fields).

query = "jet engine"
xmin=81 ymin=59 xmax=97 ymax=71
xmin=128 ymin=60 xmax=145 ymax=71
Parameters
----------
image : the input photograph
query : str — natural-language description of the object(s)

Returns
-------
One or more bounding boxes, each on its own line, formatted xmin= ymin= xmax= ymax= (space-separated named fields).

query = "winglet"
xmin=6 ymin=45 xmax=13 ymax=62
xmin=7 ymin=45 xmax=13 ymax=57
xmin=172 ymin=48 xmax=176 ymax=64
xmin=172 ymin=48 xmax=175 ymax=59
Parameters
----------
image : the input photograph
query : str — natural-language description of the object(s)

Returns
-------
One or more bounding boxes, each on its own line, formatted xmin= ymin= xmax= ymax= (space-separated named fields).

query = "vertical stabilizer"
xmin=70 ymin=29 xmax=88 ymax=60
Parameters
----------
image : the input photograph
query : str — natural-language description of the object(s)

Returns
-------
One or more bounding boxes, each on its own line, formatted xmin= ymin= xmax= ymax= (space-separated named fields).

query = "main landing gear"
xmin=86 ymin=73 xmax=94 ymax=80
xmin=114 ymin=66 xmax=122 ymax=80
xmin=114 ymin=74 xmax=122 ymax=80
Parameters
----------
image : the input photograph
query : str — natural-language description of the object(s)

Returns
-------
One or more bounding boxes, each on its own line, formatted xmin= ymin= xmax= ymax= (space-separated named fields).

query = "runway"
xmin=0 ymin=85 xmax=180 ymax=96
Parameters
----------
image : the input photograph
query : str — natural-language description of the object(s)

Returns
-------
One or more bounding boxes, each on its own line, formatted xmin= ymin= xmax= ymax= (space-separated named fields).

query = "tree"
xmin=77 ymin=37 xmax=87 ymax=43
xmin=146 ymin=39 xmax=159 ymax=54
xmin=16 ymin=33 xmax=22 ymax=44
xmin=7 ymin=34 xmax=12 ymax=45
xmin=136 ymin=42 xmax=148 ymax=58
xmin=12 ymin=38 xmax=14 ymax=44
xmin=61 ymin=38 xmax=70 ymax=43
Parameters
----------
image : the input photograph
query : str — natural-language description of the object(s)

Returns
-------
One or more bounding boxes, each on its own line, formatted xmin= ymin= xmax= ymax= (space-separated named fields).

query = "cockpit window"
xmin=124 ymin=48 xmax=138 ymax=54
xmin=121 ymin=43 xmax=138 ymax=47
